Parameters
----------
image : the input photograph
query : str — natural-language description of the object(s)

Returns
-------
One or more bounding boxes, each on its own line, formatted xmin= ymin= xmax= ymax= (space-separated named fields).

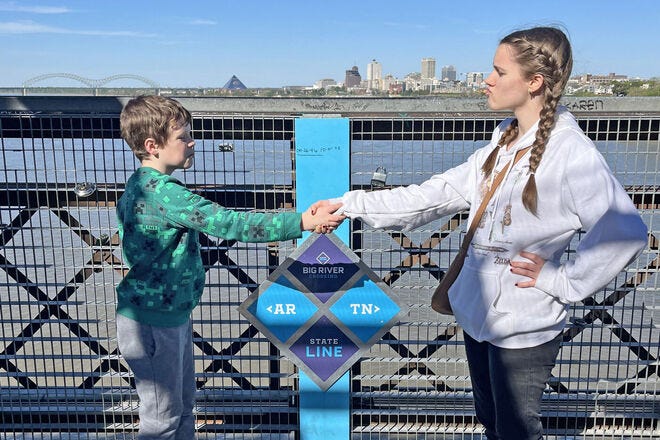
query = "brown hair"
xmin=119 ymin=95 xmax=192 ymax=161
xmin=481 ymin=26 xmax=573 ymax=214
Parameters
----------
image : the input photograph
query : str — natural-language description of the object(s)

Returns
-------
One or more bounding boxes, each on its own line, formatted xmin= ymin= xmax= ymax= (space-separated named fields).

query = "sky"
xmin=1 ymin=0 xmax=659 ymax=89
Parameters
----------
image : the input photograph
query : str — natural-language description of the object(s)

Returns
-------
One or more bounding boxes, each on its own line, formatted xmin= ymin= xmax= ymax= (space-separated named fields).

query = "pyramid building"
xmin=223 ymin=75 xmax=247 ymax=90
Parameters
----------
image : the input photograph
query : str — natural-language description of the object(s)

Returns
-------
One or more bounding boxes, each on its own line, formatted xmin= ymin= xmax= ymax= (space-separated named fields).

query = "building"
xmin=367 ymin=59 xmax=382 ymax=90
xmin=404 ymin=72 xmax=422 ymax=91
xmin=441 ymin=65 xmax=457 ymax=82
xmin=421 ymin=58 xmax=436 ymax=80
xmin=222 ymin=75 xmax=247 ymax=90
xmin=345 ymin=66 xmax=362 ymax=88
xmin=381 ymin=74 xmax=404 ymax=94
xmin=388 ymin=82 xmax=405 ymax=94
xmin=577 ymin=73 xmax=628 ymax=85
xmin=466 ymin=72 xmax=484 ymax=88
xmin=313 ymin=78 xmax=337 ymax=89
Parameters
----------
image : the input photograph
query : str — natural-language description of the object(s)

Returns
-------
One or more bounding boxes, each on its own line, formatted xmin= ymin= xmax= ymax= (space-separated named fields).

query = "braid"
xmin=482 ymin=119 xmax=518 ymax=177
xmin=500 ymin=27 xmax=573 ymax=215
xmin=522 ymin=48 xmax=565 ymax=214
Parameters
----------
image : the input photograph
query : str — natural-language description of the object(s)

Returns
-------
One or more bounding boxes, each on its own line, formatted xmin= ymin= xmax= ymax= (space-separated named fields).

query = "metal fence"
xmin=0 ymin=96 xmax=658 ymax=439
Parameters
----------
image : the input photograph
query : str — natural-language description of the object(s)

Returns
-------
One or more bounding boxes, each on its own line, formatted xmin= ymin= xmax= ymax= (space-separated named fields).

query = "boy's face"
xmin=152 ymin=121 xmax=195 ymax=175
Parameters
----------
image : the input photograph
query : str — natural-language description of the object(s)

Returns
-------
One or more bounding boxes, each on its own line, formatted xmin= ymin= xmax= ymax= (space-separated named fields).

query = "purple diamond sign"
xmin=238 ymin=233 xmax=407 ymax=390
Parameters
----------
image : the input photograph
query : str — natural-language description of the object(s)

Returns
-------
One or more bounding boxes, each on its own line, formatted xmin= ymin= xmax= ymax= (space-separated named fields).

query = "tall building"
xmin=441 ymin=65 xmax=457 ymax=82
xmin=421 ymin=58 xmax=436 ymax=79
xmin=345 ymin=66 xmax=362 ymax=88
xmin=367 ymin=59 xmax=382 ymax=90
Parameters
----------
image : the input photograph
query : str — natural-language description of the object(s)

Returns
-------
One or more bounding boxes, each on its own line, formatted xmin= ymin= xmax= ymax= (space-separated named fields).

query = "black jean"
xmin=464 ymin=332 xmax=562 ymax=440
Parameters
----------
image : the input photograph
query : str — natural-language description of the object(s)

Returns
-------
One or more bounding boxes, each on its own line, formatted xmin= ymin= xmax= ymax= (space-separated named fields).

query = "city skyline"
xmin=1 ymin=0 xmax=659 ymax=88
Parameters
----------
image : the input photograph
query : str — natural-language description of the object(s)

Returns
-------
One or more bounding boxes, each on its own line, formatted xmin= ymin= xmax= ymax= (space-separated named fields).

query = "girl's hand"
xmin=510 ymin=251 xmax=546 ymax=288
xmin=310 ymin=199 xmax=331 ymax=215
xmin=301 ymin=202 xmax=345 ymax=232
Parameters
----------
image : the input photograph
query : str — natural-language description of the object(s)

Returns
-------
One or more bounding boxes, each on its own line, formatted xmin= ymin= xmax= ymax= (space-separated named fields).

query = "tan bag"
xmin=431 ymin=246 xmax=467 ymax=314
xmin=431 ymin=147 xmax=531 ymax=315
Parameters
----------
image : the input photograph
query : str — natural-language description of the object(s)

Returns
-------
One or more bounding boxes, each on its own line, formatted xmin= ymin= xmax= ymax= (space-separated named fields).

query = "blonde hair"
xmin=120 ymin=95 xmax=192 ymax=161
xmin=481 ymin=26 xmax=573 ymax=214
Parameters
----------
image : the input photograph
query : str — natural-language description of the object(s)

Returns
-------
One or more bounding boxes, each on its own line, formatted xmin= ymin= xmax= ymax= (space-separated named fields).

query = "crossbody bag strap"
xmin=460 ymin=146 xmax=532 ymax=250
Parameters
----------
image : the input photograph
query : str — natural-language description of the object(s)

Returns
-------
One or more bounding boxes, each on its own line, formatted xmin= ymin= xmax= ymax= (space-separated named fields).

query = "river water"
xmin=1 ymin=138 xmax=658 ymax=187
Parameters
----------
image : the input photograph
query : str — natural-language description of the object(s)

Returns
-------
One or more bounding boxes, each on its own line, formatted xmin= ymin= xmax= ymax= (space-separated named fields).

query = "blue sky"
xmin=1 ymin=0 xmax=658 ymax=88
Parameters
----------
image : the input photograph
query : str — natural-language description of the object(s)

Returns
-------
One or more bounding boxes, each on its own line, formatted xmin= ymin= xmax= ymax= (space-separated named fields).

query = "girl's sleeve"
xmin=535 ymin=145 xmax=648 ymax=303
xmin=334 ymin=150 xmax=481 ymax=230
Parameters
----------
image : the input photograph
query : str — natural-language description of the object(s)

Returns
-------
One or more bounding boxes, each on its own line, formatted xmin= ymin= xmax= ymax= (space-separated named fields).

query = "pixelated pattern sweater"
xmin=116 ymin=167 xmax=303 ymax=327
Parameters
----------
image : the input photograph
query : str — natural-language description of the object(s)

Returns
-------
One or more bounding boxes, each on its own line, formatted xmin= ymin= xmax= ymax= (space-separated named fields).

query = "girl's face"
xmin=484 ymin=44 xmax=532 ymax=113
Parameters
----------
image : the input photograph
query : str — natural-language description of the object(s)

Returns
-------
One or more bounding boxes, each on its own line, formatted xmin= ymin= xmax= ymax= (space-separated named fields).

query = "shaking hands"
xmin=301 ymin=200 xmax=346 ymax=233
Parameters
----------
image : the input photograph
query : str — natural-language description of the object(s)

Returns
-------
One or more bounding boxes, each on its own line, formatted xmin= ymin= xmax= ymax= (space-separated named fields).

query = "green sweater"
xmin=116 ymin=167 xmax=303 ymax=327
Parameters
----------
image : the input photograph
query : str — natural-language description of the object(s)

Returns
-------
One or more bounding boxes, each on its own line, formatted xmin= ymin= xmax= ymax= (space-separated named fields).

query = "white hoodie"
xmin=335 ymin=108 xmax=648 ymax=348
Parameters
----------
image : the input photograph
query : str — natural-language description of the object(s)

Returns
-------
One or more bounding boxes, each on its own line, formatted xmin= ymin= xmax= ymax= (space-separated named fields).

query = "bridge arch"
xmin=23 ymin=73 xmax=159 ymax=88
xmin=23 ymin=73 xmax=96 ymax=88
xmin=96 ymin=74 xmax=160 ymax=88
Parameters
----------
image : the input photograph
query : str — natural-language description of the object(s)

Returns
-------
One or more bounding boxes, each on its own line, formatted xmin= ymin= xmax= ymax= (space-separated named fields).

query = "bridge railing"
xmin=0 ymin=96 xmax=658 ymax=439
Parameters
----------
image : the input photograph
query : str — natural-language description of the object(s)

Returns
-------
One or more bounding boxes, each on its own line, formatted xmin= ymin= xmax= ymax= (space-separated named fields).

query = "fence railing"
xmin=0 ymin=96 xmax=658 ymax=439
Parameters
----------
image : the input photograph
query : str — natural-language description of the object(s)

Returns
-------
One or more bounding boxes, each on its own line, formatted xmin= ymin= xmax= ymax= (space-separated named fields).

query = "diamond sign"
xmin=238 ymin=233 xmax=407 ymax=390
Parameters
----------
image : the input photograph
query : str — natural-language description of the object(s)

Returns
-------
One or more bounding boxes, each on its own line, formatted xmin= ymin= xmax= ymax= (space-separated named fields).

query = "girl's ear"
xmin=528 ymin=73 xmax=545 ymax=94
xmin=144 ymin=138 xmax=159 ymax=157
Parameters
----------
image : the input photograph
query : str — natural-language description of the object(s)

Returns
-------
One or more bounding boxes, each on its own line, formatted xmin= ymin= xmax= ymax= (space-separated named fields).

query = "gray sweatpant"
xmin=116 ymin=314 xmax=196 ymax=439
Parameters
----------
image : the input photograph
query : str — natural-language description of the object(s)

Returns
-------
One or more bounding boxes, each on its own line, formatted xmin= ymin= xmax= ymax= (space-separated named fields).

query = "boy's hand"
xmin=302 ymin=202 xmax=345 ymax=233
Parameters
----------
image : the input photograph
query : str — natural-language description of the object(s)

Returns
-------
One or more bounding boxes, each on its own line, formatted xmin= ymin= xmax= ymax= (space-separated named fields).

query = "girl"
xmin=315 ymin=27 xmax=647 ymax=439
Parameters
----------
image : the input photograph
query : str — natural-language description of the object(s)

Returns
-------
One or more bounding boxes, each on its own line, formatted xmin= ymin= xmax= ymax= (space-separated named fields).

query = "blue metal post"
xmin=294 ymin=118 xmax=350 ymax=440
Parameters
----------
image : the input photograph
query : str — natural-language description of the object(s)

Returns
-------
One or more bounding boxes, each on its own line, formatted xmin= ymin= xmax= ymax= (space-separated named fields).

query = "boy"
xmin=115 ymin=95 xmax=343 ymax=439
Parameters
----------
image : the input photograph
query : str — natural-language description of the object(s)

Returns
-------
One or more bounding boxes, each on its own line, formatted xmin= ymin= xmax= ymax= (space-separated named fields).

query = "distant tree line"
xmin=571 ymin=79 xmax=660 ymax=97
xmin=610 ymin=79 xmax=660 ymax=96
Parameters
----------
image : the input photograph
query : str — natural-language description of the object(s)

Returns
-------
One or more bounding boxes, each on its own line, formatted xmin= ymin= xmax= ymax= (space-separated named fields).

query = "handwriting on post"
xmin=300 ymin=101 xmax=369 ymax=112
xmin=296 ymin=145 xmax=343 ymax=156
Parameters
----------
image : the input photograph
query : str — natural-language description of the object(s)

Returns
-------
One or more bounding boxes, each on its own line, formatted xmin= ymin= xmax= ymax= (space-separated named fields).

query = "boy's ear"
xmin=144 ymin=138 xmax=160 ymax=157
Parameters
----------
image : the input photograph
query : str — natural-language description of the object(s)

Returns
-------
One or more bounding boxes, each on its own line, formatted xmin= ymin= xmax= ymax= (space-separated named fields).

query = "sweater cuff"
xmin=284 ymin=213 xmax=304 ymax=240
xmin=535 ymin=260 xmax=562 ymax=300
xmin=328 ymin=197 xmax=346 ymax=215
